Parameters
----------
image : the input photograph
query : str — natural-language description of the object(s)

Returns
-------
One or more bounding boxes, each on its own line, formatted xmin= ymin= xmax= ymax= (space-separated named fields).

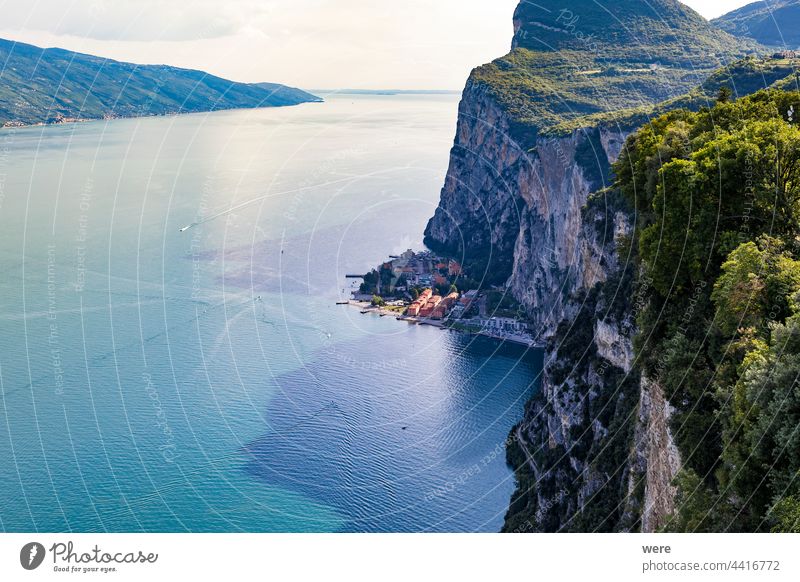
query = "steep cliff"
xmin=424 ymin=0 xmax=767 ymax=532
xmin=501 ymin=184 xmax=678 ymax=532
xmin=425 ymin=0 xmax=748 ymax=329
xmin=427 ymin=73 xmax=685 ymax=530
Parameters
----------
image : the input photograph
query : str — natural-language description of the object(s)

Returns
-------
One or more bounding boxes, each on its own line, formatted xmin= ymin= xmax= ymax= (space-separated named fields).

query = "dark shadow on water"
xmin=241 ymin=328 xmax=543 ymax=532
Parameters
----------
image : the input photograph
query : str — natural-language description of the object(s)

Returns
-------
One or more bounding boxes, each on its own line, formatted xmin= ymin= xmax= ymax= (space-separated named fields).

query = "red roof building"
xmin=419 ymin=295 xmax=442 ymax=317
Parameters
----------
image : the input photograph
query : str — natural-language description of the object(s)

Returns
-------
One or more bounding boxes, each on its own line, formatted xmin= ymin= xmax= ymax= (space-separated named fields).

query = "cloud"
xmin=0 ymin=1 xmax=759 ymax=91
xmin=0 ymin=0 xmax=267 ymax=41
xmin=0 ymin=0 xmax=518 ymax=89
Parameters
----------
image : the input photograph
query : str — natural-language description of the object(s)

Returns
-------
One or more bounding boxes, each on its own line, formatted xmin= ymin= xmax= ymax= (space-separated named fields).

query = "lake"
xmin=0 ymin=94 xmax=542 ymax=532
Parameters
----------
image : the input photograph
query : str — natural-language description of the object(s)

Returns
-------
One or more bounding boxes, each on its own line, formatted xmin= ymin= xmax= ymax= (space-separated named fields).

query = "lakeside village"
xmin=346 ymin=249 xmax=538 ymax=347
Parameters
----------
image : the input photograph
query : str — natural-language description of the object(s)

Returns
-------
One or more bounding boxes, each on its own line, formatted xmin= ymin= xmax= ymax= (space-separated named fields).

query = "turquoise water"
xmin=0 ymin=95 xmax=542 ymax=532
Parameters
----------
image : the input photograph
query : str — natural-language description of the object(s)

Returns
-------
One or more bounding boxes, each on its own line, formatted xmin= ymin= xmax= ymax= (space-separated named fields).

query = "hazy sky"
xmin=0 ymin=1 xmax=757 ymax=90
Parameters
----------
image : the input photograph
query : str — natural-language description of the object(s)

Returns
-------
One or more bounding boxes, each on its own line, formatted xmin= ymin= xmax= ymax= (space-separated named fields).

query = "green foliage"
xmin=485 ymin=290 xmax=522 ymax=319
xmin=359 ymin=270 xmax=379 ymax=295
xmin=717 ymin=86 xmax=733 ymax=103
xmin=712 ymin=238 xmax=800 ymax=336
xmin=619 ymin=101 xmax=800 ymax=299
xmin=768 ymin=496 xmax=800 ymax=532
xmin=663 ymin=469 xmax=733 ymax=532
xmin=549 ymin=57 xmax=800 ymax=137
xmin=728 ymin=315 xmax=800 ymax=526
xmin=615 ymin=88 xmax=800 ymax=531
xmin=371 ymin=295 xmax=384 ymax=307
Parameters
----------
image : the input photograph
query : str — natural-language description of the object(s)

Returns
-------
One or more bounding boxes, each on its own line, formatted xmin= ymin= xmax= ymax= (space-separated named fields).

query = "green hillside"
xmin=0 ymin=38 xmax=321 ymax=127
xmin=546 ymin=55 xmax=800 ymax=135
xmin=713 ymin=0 xmax=800 ymax=48
xmin=472 ymin=0 xmax=755 ymax=144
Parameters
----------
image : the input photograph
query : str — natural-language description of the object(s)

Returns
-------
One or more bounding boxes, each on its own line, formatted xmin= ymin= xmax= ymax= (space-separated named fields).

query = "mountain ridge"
xmin=0 ymin=37 xmax=320 ymax=127
xmin=425 ymin=0 xmax=752 ymax=284
xmin=713 ymin=0 xmax=800 ymax=48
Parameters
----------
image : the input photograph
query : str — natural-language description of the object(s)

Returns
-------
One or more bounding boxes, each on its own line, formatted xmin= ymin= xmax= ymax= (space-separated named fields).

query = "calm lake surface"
xmin=0 ymin=95 xmax=542 ymax=532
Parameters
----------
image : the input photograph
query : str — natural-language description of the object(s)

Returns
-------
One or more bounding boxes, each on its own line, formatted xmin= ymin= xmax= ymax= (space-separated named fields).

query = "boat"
xmin=360 ymin=310 xmax=368 ymax=314
xmin=335 ymin=301 xmax=349 ymax=305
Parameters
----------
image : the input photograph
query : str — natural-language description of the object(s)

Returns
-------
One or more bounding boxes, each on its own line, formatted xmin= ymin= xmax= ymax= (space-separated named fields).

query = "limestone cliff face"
xmin=425 ymin=79 xmax=629 ymax=336
xmin=638 ymin=376 xmax=681 ymax=532
xmin=426 ymin=74 xmax=681 ymax=532
xmin=424 ymin=79 xmax=529 ymax=284
xmin=506 ymin=127 xmax=628 ymax=336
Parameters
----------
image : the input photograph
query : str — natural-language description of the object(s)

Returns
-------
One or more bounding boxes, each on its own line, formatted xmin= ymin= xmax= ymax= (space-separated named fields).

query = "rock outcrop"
xmin=425 ymin=74 xmax=682 ymax=530
xmin=422 ymin=3 xmax=702 ymax=532
xmin=425 ymin=83 xmax=629 ymax=337
xmin=424 ymin=0 xmax=760 ymax=533
xmin=639 ymin=376 xmax=681 ymax=532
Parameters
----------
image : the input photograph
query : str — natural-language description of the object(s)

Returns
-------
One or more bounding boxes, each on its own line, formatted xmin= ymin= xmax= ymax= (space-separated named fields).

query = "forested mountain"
xmin=714 ymin=0 xmax=800 ymax=48
xmin=0 ymin=38 xmax=320 ymax=127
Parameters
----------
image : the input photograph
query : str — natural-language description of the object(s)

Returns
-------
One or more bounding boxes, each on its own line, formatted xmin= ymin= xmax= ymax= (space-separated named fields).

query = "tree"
xmin=741 ymin=119 xmax=800 ymax=238
xmin=612 ymin=89 xmax=800 ymax=531
xmin=769 ymin=497 xmax=800 ymax=532
xmin=371 ymin=295 xmax=384 ymax=306
xmin=664 ymin=469 xmax=732 ymax=532
xmin=715 ymin=312 xmax=800 ymax=529
xmin=712 ymin=237 xmax=800 ymax=337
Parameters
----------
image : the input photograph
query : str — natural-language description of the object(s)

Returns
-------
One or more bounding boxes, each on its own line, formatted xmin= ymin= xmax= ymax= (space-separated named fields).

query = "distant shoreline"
xmin=310 ymin=89 xmax=461 ymax=96
xmin=1 ymin=100 xmax=324 ymax=131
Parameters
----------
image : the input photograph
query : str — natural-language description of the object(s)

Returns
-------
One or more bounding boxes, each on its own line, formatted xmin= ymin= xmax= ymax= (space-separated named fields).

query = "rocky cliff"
xmin=425 ymin=71 xmax=683 ymax=531
xmin=425 ymin=79 xmax=628 ymax=336
xmin=422 ymin=0 xmax=748 ymax=531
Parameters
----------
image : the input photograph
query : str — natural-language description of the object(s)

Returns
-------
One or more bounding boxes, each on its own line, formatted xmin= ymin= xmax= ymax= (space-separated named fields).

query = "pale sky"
xmin=0 ymin=1 xmax=757 ymax=90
